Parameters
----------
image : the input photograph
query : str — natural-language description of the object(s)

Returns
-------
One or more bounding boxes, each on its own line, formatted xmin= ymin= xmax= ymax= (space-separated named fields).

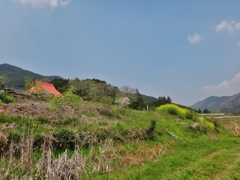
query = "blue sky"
xmin=1 ymin=0 xmax=240 ymax=106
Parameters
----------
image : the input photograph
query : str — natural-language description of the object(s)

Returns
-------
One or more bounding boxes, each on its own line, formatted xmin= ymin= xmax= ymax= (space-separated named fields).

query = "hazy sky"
xmin=1 ymin=0 xmax=240 ymax=106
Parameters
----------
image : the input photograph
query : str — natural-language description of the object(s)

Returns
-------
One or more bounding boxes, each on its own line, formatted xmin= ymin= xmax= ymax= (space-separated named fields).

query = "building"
xmin=28 ymin=80 xmax=63 ymax=97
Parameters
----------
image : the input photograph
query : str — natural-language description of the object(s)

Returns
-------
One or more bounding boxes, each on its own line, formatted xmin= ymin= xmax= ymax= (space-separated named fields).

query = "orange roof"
xmin=28 ymin=81 xmax=62 ymax=97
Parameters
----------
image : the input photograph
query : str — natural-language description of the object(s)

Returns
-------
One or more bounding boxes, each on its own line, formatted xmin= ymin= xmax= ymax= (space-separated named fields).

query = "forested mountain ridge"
xmin=190 ymin=93 xmax=240 ymax=114
xmin=0 ymin=63 xmax=61 ymax=87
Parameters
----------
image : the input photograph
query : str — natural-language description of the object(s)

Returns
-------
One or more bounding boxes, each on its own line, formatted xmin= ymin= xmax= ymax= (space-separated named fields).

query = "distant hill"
xmin=0 ymin=63 xmax=62 ymax=87
xmin=190 ymin=93 xmax=240 ymax=114
xmin=141 ymin=94 xmax=157 ymax=103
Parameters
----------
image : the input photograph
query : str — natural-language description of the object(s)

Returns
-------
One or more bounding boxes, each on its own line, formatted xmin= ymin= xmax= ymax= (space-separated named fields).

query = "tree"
xmin=129 ymin=89 xmax=145 ymax=110
xmin=51 ymin=78 xmax=69 ymax=93
xmin=167 ymin=96 xmax=172 ymax=104
xmin=115 ymin=97 xmax=130 ymax=108
xmin=198 ymin=109 xmax=202 ymax=114
xmin=203 ymin=108 xmax=211 ymax=114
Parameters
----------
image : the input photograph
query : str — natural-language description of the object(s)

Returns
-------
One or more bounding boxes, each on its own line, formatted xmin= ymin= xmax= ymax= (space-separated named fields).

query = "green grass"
xmin=1 ymin=102 xmax=240 ymax=179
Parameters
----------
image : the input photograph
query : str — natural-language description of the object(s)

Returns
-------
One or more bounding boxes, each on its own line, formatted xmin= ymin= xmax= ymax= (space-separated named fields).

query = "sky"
xmin=1 ymin=0 xmax=240 ymax=106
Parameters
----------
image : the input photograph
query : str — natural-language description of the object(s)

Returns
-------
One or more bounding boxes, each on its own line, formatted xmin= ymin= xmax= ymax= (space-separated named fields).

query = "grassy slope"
xmin=0 ymin=101 xmax=240 ymax=179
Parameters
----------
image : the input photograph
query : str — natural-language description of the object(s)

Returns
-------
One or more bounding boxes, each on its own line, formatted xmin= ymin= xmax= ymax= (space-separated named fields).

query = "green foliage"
xmin=36 ymin=117 xmax=50 ymax=124
xmin=24 ymin=75 xmax=34 ymax=90
xmin=1 ymin=93 xmax=15 ymax=103
xmin=51 ymin=78 xmax=69 ymax=93
xmin=53 ymin=129 xmax=76 ymax=150
xmin=185 ymin=110 xmax=197 ymax=120
xmin=68 ymin=78 xmax=120 ymax=104
xmin=199 ymin=117 xmax=215 ymax=130
xmin=62 ymin=117 xmax=79 ymax=125
xmin=0 ymin=115 xmax=24 ymax=124
xmin=129 ymin=89 xmax=145 ymax=110
xmin=153 ymin=96 xmax=172 ymax=107
xmin=50 ymin=85 xmax=83 ymax=108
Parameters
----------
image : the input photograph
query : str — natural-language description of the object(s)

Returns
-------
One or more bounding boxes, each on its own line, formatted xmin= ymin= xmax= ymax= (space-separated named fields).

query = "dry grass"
xmin=0 ymin=134 xmax=174 ymax=179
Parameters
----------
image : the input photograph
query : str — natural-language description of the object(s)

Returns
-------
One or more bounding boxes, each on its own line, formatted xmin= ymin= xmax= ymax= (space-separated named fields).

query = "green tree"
xmin=129 ymin=89 xmax=145 ymax=110
xmin=167 ymin=96 xmax=172 ymax=104
xmin=51 ymin=78 xmax=69 ymax=93
xmin=203 ymin=108 xmax=211 ymax=114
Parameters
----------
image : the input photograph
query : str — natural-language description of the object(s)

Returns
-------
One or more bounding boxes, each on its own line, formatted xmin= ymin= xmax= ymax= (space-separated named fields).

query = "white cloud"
xmin=214 ymin=19 xmax=240 ymax=33
xmin=187 ymin=33 xmax=202 ymax=44
xmin=15 ymin=0 xmax=72 ymax=8
xmin=202 ymin=72 xmax=240 ymax=91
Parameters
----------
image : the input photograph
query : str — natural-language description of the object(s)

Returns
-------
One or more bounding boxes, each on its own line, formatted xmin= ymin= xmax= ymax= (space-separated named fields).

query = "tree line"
xmin=0 ymin=75 xmax=173 ymax=110
xmin=51 ymin=78 xmax=172 ymax=110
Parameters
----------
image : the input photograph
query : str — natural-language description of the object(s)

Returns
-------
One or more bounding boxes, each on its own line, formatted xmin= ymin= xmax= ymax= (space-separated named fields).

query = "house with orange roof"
xmin=28 ymin=80 xmax=63 ymax=97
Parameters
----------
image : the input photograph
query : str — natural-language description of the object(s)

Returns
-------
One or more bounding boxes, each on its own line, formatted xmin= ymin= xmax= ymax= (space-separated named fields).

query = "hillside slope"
xmin=190 ymin=93 xmax=240 ymax=113
xmin=0 ymin=63 xmax=62 ymax=87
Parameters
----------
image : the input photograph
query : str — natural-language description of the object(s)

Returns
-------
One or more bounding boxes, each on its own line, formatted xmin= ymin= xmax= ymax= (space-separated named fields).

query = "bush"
xmin=185 ymin=110 xmax=197 ymax=120
xmin=156 ymin=104 xmax=187 ymax=118
xmin=156 ymin=104 xmax=196 ymax=120
xmin=54 ymin=129 xmax=76 ymax=150
xmin=49 ymin=86 xmax=83 ymax=108
xmin=1 ymin=93 xmax=14 ymax=104
xmin=199 ymin=117 xmax=214 ymax=130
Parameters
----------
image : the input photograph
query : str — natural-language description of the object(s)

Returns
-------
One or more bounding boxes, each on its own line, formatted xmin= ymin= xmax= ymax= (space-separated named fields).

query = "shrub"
xmin=199 ymin=117 xmax=214 ymax=130
xmin=156 ymin=104 xmax=196 ymax=120
xmin=1 ymin=93 xmax=14 ymax=104
xmin=185 ymin=110 xmax=197 ymax=120
xmin=49 ymin=86 xmax=83 ymax=109
xmin=156 ymin=104 xmax=187 ymax=118
xmin=53 ymin=129 xmax=76 ymax=150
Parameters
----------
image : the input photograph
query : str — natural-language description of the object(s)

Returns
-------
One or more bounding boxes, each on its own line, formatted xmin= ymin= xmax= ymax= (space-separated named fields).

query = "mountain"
xmin=141 ymin=94 xmax=157 ymax=103
xmin=0 ymin=63 xmax=62 ymax=87
xmin=190 ymin=93 xmax=240 ymax=113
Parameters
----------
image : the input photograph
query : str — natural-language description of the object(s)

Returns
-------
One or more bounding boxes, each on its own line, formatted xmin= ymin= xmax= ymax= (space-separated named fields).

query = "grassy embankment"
xmin=0 ymin=100 xmax=240 ymax=179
